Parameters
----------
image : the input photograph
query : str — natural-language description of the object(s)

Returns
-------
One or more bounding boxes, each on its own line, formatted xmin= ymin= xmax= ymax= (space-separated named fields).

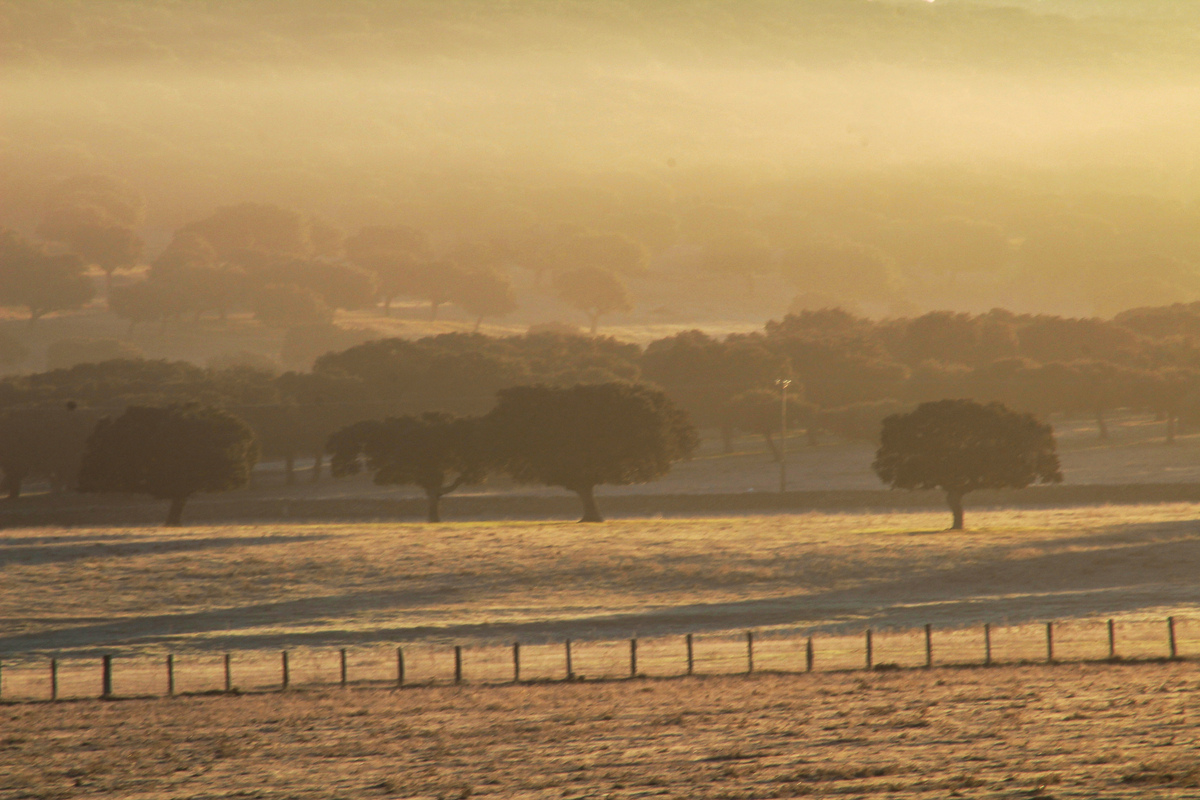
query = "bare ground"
xmin=5 ymin=662 xmax=1200 ymax=799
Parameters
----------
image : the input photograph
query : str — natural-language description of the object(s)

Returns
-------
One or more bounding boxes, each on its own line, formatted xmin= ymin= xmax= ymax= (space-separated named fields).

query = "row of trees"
xmin=4 ymin=301 xmax=1200 ymax=497
xmin=63 ymin=390 xmax=1066 ymax=532
xmin=74 ymin=382 xmax=697 ymax=526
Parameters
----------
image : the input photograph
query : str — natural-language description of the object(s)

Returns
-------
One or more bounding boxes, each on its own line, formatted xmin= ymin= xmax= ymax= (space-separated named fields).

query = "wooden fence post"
xmin=1045 ymin=622 xmax=1054 ymax=663
xmin=746 ymin=631 xmax=754 ymax=674
xmin=224 ymin=653 xmax=232 ymax=692
xmin=924 ymin=624 xmax=933 ymax=668
xmin=984 ymin=623 xmax=992 ymax=667
xmin=340 ymin=648 xmax=347 ymax=687
xmin=865 ymin=629 xmax=873 ymax=670
xmin=101 ymin=655 xmax=113 ymax=699
xmin=630 ymin=638 xmax=638 ymax=678
xmin=805 ymin=637 xmax=814 ymax=673
xmin=686 ymin=634 xmax=694 ymax=676
xmin=565 ymin=639 xmax=574 ymax=681
xmin=512 ymin=642 xmax=521 ymax=683
xmin=166 ymin=654 xmax=174 ymax=697
xmin=454 ymin=646 xmax=463 ymax=684
xmin=1168 ymin=617 xmax=1178 ymax=660
xmin=396 ymin=647 xmax=405 ymax=688
xmin=281 ymin=651 xmax=290 ymax=690
xmin=1108 ymin=619 xmax=1116 ymax=660
xmin=51 ymin=658 xmax=58 ymax=701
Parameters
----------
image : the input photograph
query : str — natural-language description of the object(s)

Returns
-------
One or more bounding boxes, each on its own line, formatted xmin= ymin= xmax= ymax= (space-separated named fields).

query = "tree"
xmin=46 ymin=338 xmax=143 ymax=370
xmin=872 ymin=399 xmax=1062 ymax=530
xmin=345 ymin=224 xmax=432 ymax=314
xmin=181 ymin=202 xmax=313 ymax=263
xmin=486 ymin=382 xmax=698 ymax=522
xmin=108 ymin=279 xmax=189 ymax=332
xmin=552 ymin=266 xmax=631 ymax=335
xmin=253 ymin=283 xmax=333 ymax=328
xmin=723 ymin=388 xmax=815 ymax=460
xmin=0 ymin=230 xmax=95 ymax=322
xmin=77 ymin=403 xmax=259 ymax=526
xmin=452 ymin=267 xmax=518 ymax=330
xmin=0 ymin=404 xmax=97 ymax=499
xmin=328 ymin=413 xmax=486 ymax=522
xmin=38 ymin=175 xmax=146 ymax=294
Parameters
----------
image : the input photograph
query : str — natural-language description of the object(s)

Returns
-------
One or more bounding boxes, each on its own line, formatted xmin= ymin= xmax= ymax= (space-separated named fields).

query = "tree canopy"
xmin=872 ymin=399 xmax=1062 ymax=530
xmin=486 ymin=382 xmax=697 ymax=522
xmin=77 ymin=403 xmax=259 ymax=525
xmin=327 ymin=412 xmax=485 ymax=522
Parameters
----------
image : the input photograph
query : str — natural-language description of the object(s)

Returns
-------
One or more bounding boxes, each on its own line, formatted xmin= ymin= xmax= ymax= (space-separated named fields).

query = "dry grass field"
xmin=4 ymin=662 xmax=1200 ymax=799
xmin=4 ymin=503 xmax=1200 ymax=663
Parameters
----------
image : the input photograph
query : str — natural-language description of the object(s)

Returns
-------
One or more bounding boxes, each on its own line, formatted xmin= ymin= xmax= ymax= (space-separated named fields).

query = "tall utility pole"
xmin=775 ymin=378 xmax=791 ymax=493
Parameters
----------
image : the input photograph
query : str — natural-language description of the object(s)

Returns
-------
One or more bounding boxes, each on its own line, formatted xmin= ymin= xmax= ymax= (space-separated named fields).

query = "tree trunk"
xmin=311 ymin=452 xmax=322 ymax=482
xmin=473 ymin=316 xmax=483 ymax=333
xmin=165 ymin=496 xmax=187 ymax=527
xmin=1095 ymin=408 xmax=1109 ymax=440
xmin=285 ymin=452 xmax=295 ymax=486
xmin=763 ymin=432 xmax=781 ymax=462
xmin=426 ymin=491 xmax=442 ymax=523
xmin=946 ymin=489 xmax=965 ymax=530
xmin=382 ymin=296 xmax=392 ymax=316
xmin=576 ymin=485 xmax=603 ymax=523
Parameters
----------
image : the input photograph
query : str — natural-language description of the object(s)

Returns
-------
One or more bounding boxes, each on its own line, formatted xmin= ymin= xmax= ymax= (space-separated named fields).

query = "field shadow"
xmin=6 ymin=517 xmax=1200 ymax=655
xmin=0 ymin=532 xmax=331 ymax=566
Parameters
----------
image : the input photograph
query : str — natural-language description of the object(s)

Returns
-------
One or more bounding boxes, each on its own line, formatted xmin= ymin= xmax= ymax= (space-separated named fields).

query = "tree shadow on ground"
xmin=0 ymin=532 xmax=331 ymax=566
xmin=5 ymin=517 xmax=1199 ymax=656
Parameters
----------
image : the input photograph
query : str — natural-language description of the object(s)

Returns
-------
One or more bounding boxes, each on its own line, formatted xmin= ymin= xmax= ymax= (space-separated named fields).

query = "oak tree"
xmin=77 ymin=403 xmax=259 ymax=526
xmin=872 ymin=399 xmax=1061 ymax=530
xmin=486 ymin=382 xmax=697 ymax=522
xmin=328 ymin=412 xmax=485 ymax=522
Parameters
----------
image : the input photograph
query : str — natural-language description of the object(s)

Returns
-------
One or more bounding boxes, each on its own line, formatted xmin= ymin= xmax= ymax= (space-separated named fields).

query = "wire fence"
xmin=1 ymin=616 xmax=1193 ymax=703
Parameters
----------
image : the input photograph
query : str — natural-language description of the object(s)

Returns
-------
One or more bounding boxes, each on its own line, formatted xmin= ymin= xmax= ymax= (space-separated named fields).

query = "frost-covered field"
xmin=5 ymin=663 xmax=1200 ymax=799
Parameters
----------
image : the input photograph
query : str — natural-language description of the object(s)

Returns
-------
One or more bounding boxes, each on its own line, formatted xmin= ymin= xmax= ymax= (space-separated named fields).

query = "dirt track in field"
xmin=4 ymin=662 xmax=1200 ymax=799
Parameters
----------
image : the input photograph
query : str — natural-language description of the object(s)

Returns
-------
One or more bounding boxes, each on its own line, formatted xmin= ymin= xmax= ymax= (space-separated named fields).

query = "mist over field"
xmin=6 ymin=0 xmax=1200 ymax=325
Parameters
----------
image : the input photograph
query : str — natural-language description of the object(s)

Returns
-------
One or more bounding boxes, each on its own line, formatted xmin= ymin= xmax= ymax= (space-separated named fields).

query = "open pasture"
xmin=3 ymin=503 xmax=1200 ymax=663
xmin=5 ymin=662 xmax=1200 ymax=799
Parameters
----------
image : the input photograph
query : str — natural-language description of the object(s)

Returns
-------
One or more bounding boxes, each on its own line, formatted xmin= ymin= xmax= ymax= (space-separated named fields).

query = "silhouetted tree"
xmin=77 ymin=403 xmax=258 ymax=526
xmin=452 ymin=267 xmax=518 ymax=330
xmin=46 ymin=338 xmax=142 ymax=370
xmin=0 ymin=230 xmax=95 ymax=322
xmin=108 ymin=279 xmax=189 ymax=331
xmin=872 ymin=399 xmax=1062 ymax=530
xmin=723 ymin=388 xmax=815 ymax=460
xmin=38 ymin=175 xmax=146 ymax=294
xmin=0 ymin=404 xmax=97 ymax=499
xmin=641 ymin=330 xmax=788 ymax=450
xmin=328 ymin=412 xmax=485 ymax=522
xmin=345 ymin=224 xmax=431 ymax=314
xmin=552 ymin=266 xmax=630 ymax=335
xmin=181 ymin=202 xmax=313 ymax=263
xmin=252 ymin=259 xmax=376 ymax=312
xmin=486 ymin=382 xmax=697 ymax=522
xmin=253 ymin=283 xmax=333 ymax=328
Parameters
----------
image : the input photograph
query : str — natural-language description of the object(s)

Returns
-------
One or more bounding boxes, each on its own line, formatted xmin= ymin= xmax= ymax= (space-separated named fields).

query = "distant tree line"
xmin=6 ymin=298 xmax=1200 ymax=504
